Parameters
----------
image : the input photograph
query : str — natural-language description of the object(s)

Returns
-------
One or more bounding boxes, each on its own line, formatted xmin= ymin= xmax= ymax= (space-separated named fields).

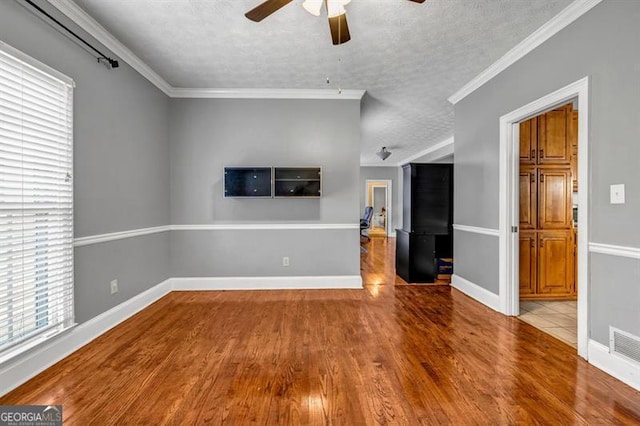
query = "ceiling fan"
xmin=245 ymin=0 xmax=426 ymax=45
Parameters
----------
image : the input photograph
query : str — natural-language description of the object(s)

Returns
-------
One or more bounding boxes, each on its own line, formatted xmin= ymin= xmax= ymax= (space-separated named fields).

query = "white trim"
xmin=498 ymin=76 xmax=590 ymax=359
xmin=0 ymin=279 xmax=172 ymax=397
xmin=588 ymin=340 xmax=640 ymax=391
xmin=451 ymin=274 xmax=501 ymax=312
xmin=448 ymin=0 xmax=602 ymax=104
xmin=359 ymin=162 xmax=400 ymax=168
xmin=46 ymin=0 xmax=173 ymax=96
xmin=361 ymin=137 xmax=454 ymax=167
xmin=0 ymin=40 xmax=75 ymax=87
xmin=73 ymin=224 xmax=358 ymax=247
xmin=170 ymin=223 xmax=358 ymax=231
xmin=170 ymin=88 xmax=366 ymax=100
xmin=453 ymin=224 xmax=500 ymax=237
xmin=169 ymin=275 xmax=363 ymax=291
xmin=397 ymin=137 xmax=455 ymax=165
xmin=589 ymin=243 xmax=640 ymax=260
xmin=43 ymin=2 xmax=367 ymax=101
xmin=73 ymin=225 xmax=171 ymax=247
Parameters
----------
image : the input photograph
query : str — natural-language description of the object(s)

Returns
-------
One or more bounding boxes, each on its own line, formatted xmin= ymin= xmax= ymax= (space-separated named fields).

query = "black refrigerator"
xmin=396 ymin=163 xmax=453 ymax=283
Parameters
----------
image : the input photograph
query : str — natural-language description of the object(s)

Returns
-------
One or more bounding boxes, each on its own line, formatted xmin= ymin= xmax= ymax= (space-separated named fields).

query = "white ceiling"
xmin=72 ymin=0 xmax=573 ymax=164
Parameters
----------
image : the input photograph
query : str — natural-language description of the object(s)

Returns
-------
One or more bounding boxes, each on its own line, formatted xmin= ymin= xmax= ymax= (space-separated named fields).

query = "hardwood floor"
xmin=2 ymin=238 xmax=639 ymax=424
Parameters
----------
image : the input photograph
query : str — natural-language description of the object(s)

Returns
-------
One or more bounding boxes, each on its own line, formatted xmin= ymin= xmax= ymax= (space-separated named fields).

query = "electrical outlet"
xmin=110 ymin=279 xmax=118 ymax=295
xmin=282 ymin=257 xmax=290 ymax=267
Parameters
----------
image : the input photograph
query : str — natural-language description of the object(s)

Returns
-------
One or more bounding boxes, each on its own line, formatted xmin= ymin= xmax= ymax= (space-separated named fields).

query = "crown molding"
xmin=46 ymin=1 xmax=365 ymax=101
xmin=398 ymin=136 xmax=454 ymax=165
xmin=46 ymin=0 xmax=173 ymax=96
xmin=359 ymin=163 xmax=400 ymax=168
xmin=360 ymin=137 xmax=454 ymax=167
xmin=447 ymin=0 xmax=603 ymax=105
xmin=168 ymin=88 xmax=365 ymax=100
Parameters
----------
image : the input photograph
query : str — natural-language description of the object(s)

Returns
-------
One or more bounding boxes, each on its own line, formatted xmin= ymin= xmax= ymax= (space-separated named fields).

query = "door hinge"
xmin=511 ymin=226 xmax=518 ymax=233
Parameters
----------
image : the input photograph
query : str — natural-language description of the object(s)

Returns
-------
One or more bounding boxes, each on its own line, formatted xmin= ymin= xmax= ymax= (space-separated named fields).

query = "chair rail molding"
xmin=589 ymin=243 xmax=640 ymax=260
xmin=74 ymin=224 xmax=359 ymax=247
xmin=452 ymin=224 xmax=500 ymax=237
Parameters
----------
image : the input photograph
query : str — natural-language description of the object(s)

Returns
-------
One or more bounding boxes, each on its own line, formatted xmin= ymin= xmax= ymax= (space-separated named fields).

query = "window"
xmin=0 ymin=41 xmax=74 ymax=363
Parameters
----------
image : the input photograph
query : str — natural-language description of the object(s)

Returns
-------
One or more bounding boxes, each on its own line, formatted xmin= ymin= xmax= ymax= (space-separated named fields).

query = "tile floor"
xmin=519 ymin=300 xmax=577 ymax=348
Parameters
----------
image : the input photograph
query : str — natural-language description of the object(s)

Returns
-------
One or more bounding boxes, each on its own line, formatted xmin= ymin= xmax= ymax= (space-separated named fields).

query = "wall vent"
xmin=610 ymin=327 xmax=640 ymax=365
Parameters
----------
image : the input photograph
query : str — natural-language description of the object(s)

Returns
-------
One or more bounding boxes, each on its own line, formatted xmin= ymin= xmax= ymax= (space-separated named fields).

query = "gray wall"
xmin=169 ymin=98 xmax=361 ymax=277
xmin=410 ymin=143 xmax=454 ymax=164
xmin=429 ymin=154 xmax=454 ymax=164
xmin=359 ymin=166 xmax=402 ymax=232
xmin=0 ymin=0 xmax=171 ymax=324
xmin=454 ymin=0 xmax=640 ymax=345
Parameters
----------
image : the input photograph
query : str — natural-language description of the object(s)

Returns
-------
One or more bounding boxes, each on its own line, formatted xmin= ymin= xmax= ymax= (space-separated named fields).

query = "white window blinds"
xmin=0 ymin=42 xmax=74 ymax=363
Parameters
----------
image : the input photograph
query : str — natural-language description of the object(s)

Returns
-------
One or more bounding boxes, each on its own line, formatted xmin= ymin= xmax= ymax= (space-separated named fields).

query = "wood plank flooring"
xmin=1 ymin=237 xmax=639 ymax=424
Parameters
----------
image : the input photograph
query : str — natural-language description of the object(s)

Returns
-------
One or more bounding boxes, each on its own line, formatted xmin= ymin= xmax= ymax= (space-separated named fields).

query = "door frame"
xmin=365 ymin=179 xmax=393 ymax=236
xmin=498 ymin=77 xmax=589 ymax=359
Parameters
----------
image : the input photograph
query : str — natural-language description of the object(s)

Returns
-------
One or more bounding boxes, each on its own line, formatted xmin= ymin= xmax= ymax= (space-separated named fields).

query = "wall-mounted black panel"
xmin=274 ymin=167 xmax=321 ymax=198
xmin=224 ymin=167 xmax=272 ymax=198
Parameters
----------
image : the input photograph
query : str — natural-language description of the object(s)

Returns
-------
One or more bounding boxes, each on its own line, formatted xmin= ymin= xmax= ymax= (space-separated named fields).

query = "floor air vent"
xmin=610 ymin=327 xmax=640 ymax=364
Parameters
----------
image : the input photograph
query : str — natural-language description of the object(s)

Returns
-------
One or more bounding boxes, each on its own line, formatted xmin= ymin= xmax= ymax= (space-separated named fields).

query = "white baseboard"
xmin=451 ymin=274 xmax=501 ymax=312
xmin=588 ymin=339 xmax=640 ymax=391
xmin=0 ymin=279 xmax=172 ymax=397
xmin=170 ymin=275 xmax=363 ymax=291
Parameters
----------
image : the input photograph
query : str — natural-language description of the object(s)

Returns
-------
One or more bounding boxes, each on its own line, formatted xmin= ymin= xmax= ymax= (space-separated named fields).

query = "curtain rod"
xmin=23 ymin=0 xmax=119 ymax=69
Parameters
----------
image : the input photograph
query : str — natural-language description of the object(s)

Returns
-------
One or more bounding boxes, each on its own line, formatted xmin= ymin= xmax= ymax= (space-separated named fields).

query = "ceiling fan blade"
xmin=245 ymin=0 xmax=293 ymax=22
xmin=328 ymin=13 xmax=351 ymax=45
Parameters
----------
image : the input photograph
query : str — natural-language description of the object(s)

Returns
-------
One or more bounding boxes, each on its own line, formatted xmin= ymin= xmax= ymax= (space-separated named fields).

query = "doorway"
xmin=498 ymin=77 xmax=589 ymax=359
xmin=517 ymin=100 xmax=579 ymax=347
xmin=365 ymin=180 xmax=392 ymax=237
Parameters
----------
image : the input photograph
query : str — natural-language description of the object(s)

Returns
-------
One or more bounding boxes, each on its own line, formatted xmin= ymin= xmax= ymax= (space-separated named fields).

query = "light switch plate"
xmin=610 ymin=184 xmax=625 ymax=204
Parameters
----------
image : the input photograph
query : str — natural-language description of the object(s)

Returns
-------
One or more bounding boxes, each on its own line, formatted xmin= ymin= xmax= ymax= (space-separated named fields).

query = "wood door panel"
xmin=538 ymin=231 xmax=575 ymax=296
xmin=519 ymin=117 xmax=537 ymax=165
xmin=537 ymin=105 xmax=572 ymax=165
xmin=519 ymin=231 xmax=537 ymax=296
xmin=538 ymin=168 xmax=572 ymax=229
xmin=519 ymin=166 xmax=537 ymax=229
xmin=570 ymin=110 xmax=579 ymax=192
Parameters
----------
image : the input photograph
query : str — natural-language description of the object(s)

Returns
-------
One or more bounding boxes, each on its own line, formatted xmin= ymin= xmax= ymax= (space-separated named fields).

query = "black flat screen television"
xmin=224 ymin=167 xmax=272 ymax=197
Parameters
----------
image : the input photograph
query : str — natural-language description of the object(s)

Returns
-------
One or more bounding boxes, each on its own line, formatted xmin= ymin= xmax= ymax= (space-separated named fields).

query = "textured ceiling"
xmin=72 ymin=0 xmax=573 ymax=164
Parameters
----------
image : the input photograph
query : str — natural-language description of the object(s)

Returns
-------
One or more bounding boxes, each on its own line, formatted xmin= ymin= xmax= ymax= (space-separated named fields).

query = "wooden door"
xmin=569 ymin=110 xmax=579 ymax=191
xmin=538 ymin=230 xmax=575 ymax=296
xmin=537 ymin=105 xmax=572 ymax=165
xmin=519 ymin=231 xmax=537 ymax=296
xmin=519 ymin=117 xmax=537 ymax=165
xmin=519 ymin=166 xmax=537 ymax=229
xmin=538 ymin=167 xmax=572 ymax=229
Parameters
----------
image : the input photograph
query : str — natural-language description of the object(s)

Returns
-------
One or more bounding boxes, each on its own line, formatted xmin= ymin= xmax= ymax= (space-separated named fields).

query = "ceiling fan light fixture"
xmin=302 ymin=0 xmax=322 ymax=16
xmin=326 ymin=1 xmax=346 ymax=18
xmin=376 ymin=147 xmax=392 ymax=161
